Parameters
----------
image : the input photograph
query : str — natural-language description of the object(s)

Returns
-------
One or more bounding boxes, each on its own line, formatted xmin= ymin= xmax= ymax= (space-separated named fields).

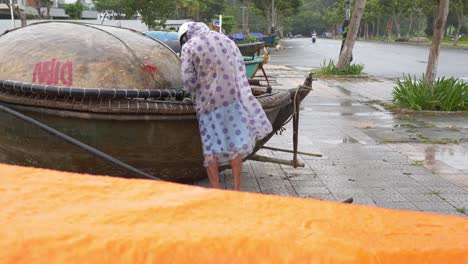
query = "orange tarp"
xmin=0 ymin=164 xmax=467 ymax=263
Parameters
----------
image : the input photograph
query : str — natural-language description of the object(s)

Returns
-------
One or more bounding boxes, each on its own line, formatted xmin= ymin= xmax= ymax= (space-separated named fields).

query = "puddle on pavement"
xmin=336 ymin=86 xmax=352 ymax=96
xmin=302 ymin=102 xmax=362 ymax=107
xmin=408 ymin=145 xmax=468 ymax=172
xmin=319 ymin=135 xmax=359 ymax=144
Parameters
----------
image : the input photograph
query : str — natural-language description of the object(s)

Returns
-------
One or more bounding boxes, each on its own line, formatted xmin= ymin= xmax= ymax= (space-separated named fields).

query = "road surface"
xmin=270 ymin=38 xmax=468 ymax=80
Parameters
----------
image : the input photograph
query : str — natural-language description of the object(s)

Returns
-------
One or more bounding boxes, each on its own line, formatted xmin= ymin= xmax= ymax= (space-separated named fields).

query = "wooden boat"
xmin=0 ymin=22 xmax=312 ymax=182
xmin=244 ymin=56 xmax=265 ymax=79
xmin=237 ymin=42 xmax=264 ymax=58
xmin=262 ymin=35 xmax=276 ymax=46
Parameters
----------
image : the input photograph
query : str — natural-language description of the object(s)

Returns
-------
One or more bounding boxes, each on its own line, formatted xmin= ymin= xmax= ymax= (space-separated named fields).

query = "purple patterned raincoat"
xmin=180 ymin=22 xmax=273 ymax=167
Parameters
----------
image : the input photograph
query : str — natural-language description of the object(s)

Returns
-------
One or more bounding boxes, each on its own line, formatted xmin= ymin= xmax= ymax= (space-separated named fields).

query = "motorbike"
xmin=312 ymin=33 xmax=317 ymax=43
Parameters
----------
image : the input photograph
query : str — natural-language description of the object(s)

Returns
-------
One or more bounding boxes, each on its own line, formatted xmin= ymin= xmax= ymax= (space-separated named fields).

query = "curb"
xmin=383 ymin=104 xmax=468 ymax=116
xmin=358 ymin=40 xmax=468 ymax=50
xmin=315 ymin=75 xmax=370 ymax=80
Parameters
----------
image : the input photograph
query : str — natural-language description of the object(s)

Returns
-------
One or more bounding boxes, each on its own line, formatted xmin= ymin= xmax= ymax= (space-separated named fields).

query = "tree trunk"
xmin=15 ymin=6 xmax=27 ymax=27
xmin=376 ymin=18 xmax=380 ymax=40
xmin=266 ymin=6 xmax=271 ymax=34
xmin=365 ymin=23 xmax=369 ymax=40
xmin=245 ymin=0 xmax=250 ymax=34
xmin=5 ymin=2 xmax=27 ymax=27
xmin=46 ymin=0 xmax=50 ymax=18
xmin=453 ymin=12 xmax=464 ymax=46
xmin=371 ymin=21 xmax=375 ymax=39
xmin=425 ymin=0 xmax=449 ymax=83
xmin=336 ymin=0 xmax=367 ymax=68
xmin=358 ymin=24 xmax=362 ymax=39
xmin=393 ymin=18 xmax=401 ymax=38
xmin=34 ymin=0 xmax=42 ymax=18
xmin=408 ymin=15 xmax=414 ymax=37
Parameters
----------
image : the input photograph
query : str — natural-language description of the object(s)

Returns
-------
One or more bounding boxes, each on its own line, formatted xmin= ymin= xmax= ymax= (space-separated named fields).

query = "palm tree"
xmin=336 ymin=0 xmax=367 ymax=68
xmin=425 ymin=0 xmax=449 ymax=83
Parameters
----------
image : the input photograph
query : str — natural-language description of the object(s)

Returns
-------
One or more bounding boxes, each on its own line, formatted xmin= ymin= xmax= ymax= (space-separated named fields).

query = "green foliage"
xmin=175 ymin=0 xmax=225 ymax=22
xmin=136 ymin=0 xmax=175 ymax=28
xmin=251 ymin=0 xmax=301 ymax=33
xmin=410 ymin=161 xmax=424 ymax=166
xmin=284 ymin=10 xmax=327 ymax=35
xmin=93 ymin=0 xmax=134 ymax=19
xmin=64 ymin=0 xmax=83 ymax=19
xmin=93 ymin=0 xmax=174 ymax=24
xmin=314 ymin=60 xmax=365 ymax=77
xmin=237 ymin=35 xmax=260 ymax=44
xmin=393 ymin=75 xmax=468 ymax=111
xmin=322 ymin=0 xmax=345 ymax=27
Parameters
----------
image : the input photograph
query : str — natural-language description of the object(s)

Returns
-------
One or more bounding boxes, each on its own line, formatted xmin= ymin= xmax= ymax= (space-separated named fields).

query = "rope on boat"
xmin=0 ymin=80 xmax=189 ymax=100
xmin=278 ymin=73 xmax=314 ymax=129
xmin=0 ymin=102 xmax=160 ymax=181
xmin=1 ymin=21 xmax=180 ymax=92
xmin=78 ymin=23 xmax=165 ymax=91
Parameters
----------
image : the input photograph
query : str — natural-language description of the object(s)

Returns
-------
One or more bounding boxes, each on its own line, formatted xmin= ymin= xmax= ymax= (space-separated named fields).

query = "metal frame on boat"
xmin=0 ymin=77 xmax=312 ymax=182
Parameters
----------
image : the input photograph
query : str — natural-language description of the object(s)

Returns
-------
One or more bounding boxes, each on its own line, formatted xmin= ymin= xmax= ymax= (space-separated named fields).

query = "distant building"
xmin=164 ymin=19 xmax=192 ymax=31
xmin=0 ymin=0 xmax=97 ymax=20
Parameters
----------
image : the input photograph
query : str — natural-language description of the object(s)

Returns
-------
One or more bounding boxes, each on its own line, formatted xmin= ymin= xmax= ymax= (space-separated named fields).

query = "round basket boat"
xmin=0 ymin=22 xmax=311 ymax=182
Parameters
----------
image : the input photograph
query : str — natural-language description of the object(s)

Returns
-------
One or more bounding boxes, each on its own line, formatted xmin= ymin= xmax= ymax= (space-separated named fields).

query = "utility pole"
xmin=241 ymin=6 xmax=246 ymax=34
xmin=271 ymin=0 xmax=275 ymax=34
xmin=345 ymin=0 xmax=350 ymax=20
xmin=9 ymin=0 xmax=15 ymax=28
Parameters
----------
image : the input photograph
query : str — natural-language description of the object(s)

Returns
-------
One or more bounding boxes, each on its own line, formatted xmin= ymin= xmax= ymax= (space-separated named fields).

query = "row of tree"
xmin=6 ymin=0 xmax=466 ymax=43
xmin=286 ymin=0 xmax=467 ymax=45
xmin=93 ymin=0 xmax=225 ymax=27
xmin=337 ymin=0 xmax=452 ymax=84
xmin=93 ymin=0 xmax=301 ymax=34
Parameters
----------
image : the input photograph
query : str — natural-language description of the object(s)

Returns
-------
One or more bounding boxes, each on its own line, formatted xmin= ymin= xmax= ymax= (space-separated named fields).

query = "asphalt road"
xmin=270 ymin=38 xmax=468 ymax=80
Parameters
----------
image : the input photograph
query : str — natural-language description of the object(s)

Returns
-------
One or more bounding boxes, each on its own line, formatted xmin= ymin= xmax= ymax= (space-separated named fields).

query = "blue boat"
xmin=143 ymin=31 xmax=181 ymax=53
xmin=262 ymin=35 xmax=276 ymax=46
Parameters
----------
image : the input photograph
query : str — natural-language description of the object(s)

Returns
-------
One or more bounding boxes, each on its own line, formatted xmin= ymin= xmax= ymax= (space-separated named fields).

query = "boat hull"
xmin=0 ymin=86 xmax=310 ymax=182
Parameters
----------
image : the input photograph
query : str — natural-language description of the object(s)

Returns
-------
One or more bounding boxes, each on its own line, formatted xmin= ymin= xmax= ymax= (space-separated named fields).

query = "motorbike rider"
xmin=311 ymin=30 xmax=317 ymax=43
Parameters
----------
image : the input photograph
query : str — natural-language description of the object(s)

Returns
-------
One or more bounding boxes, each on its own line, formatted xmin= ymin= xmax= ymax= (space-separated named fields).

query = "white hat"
xmin=178 ymin=22 xmax=190 ymax=46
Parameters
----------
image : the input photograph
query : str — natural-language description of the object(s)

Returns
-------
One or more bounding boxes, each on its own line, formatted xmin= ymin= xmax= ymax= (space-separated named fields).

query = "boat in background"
xmin=143 ymin=30 xmax=181 ymax=53
xmin=237 ymin=42 xmax=264 ymax=58
xmin=244 ymin=56 xmax=266 ymax=79
xmin=262 ymin=34 xmax=276 ymax=46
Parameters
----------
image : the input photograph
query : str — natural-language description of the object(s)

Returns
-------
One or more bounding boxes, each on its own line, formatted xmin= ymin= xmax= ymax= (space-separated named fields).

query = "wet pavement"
xmin=271 ymin=38 xmax=468 ymax=80
xmin=195 ymin=64 xmax=468 ymax=217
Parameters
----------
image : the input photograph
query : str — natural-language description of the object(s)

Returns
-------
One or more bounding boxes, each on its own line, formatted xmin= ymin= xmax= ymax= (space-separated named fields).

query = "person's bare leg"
xmin=230 ymin=155 xmax=243 ymax=191
xmin=206 ymin=158 xmax=220 ymax=188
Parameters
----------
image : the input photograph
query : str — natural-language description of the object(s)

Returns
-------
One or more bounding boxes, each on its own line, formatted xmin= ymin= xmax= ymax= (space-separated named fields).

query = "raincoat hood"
xmin=186 ymin=22 xmax=210 ymax=40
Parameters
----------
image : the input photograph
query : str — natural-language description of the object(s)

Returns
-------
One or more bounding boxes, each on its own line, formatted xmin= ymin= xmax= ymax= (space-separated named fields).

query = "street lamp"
xmin=241 ymin=6 xmax=246 ymax=34
xmin=345 ymin=0 xmax=350 ymax=21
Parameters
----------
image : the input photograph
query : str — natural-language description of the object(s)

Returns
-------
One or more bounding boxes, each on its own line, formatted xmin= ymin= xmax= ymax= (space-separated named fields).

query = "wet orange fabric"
xmin=1 ymin=164 xmax=467 ymax=263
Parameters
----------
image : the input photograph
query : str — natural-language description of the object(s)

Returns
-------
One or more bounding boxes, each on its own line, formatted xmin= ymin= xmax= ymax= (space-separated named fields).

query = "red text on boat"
xmin=32 ymin=59 xmax=73 ymax=86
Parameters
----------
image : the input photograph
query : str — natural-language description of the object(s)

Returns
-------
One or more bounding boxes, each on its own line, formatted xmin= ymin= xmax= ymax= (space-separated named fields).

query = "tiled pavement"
xmin=196 ymin=65 xmax=468 ymax=217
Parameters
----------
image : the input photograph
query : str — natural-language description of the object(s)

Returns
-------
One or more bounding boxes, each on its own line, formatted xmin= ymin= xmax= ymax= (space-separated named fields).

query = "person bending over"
xmin=178 ymin=22 xmax=272 ymax=191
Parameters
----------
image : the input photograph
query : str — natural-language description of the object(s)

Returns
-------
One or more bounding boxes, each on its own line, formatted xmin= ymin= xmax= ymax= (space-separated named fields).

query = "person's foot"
xmin=341 ymin=197 xmax=353 ymax=204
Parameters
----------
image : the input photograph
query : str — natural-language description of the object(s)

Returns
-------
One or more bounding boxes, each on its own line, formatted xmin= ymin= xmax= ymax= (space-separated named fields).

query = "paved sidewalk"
xmin=195 ymin=64 xmax=468 ymax=217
